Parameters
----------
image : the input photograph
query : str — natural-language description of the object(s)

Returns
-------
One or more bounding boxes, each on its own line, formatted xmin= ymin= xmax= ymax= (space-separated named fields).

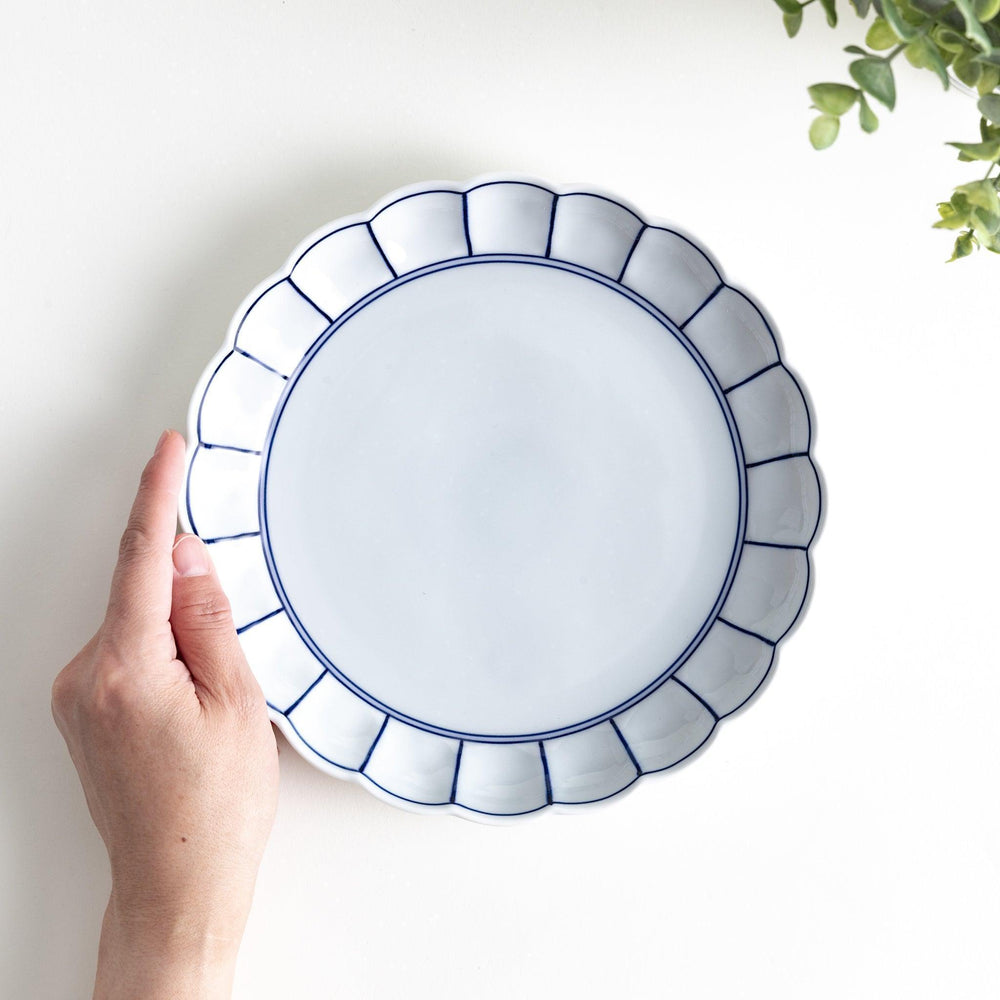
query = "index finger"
xmin=104 ymin=429 xmax=187 ymax=645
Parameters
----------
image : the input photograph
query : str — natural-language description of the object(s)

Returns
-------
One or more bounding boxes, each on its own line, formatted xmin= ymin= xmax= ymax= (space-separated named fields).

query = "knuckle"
xmin=50 ymin=633 xmax=101 ymax=730
xmin=91 ymin=666 xmax=142 ymax=718
xmin=51 ymin=632 xmax=154 ymax=735
xmin=50 ymin=666 xmax=75 ymax=720
xmin=178 ymin=591 xmax=235 ymax=631
xmin=117 ymin=519 xmax=155 ymax=563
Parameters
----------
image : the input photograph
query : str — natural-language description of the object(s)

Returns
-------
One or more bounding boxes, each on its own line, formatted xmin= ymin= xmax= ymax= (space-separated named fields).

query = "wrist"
xmin=94 ymin=892 xmax=245 ymax=1000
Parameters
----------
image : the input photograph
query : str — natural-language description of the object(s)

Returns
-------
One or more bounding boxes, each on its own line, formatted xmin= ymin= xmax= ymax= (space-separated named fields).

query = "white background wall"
xmin=2 ymin=2 xmax=998 ymax=997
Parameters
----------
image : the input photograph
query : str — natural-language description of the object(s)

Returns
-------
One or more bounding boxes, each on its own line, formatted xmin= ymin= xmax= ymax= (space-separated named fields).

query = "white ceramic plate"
xmin=181 ymin=176 xmax=820 ymax=821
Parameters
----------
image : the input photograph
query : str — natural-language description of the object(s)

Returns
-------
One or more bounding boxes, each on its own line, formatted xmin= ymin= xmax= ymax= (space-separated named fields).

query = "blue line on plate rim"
xmin=255 ymin=254 xmax=748 ymax=744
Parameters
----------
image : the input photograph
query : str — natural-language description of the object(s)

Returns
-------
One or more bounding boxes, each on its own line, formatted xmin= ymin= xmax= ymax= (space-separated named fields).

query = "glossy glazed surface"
xmin=182 ymin=176 xmax=820 ymax=820
xmin=264 ymin=259 xmax=742 ymax=739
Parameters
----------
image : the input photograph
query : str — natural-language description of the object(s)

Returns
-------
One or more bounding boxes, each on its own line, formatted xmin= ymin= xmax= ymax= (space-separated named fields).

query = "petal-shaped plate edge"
xmin=179 ymin=173 xmax=824 ymax=823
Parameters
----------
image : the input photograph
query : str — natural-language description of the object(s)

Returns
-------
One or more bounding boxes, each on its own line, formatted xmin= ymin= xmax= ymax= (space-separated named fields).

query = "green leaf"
xmin=858 ymin=93 xmax=880 ymax=131
xmin=809 ymin=114 xmax=841 ymax=148
xmin=850 ymin=57 xmax=897 ymax=108
xmin=974 ymin=0 xmax=1000 ymax=21
xmin=905 ymin=35 xmax=951 ymax=87
xmin=954 ymin=48 xmax=985 ymax=85
xmin=960 ymin=178 xmax=1000 ymax=209
xmin=978 ymin=64 xmax=1000 ymax=93
xmin=956 ymin=178 xmax=1000 ymax=235
xmin=808 ymin=82 xmax=859 ymax=113
xmin=844 ymin=44 xmax=870 ymax=54
xmin=773 ymin=0 xmax=802 ymax=13
xmin=980 ymin=94 xmax=1000 ymax=122
xmin=973 ymin=51 xmax=1000 ymax=64
xmin=783 ymin=9 xmax=804 ymax=36
xmin=915 ymin=0 xmax=967 ymax=33
xmin=911 ymin=0 xmax=958 ymax=13
xmin=866 ymin=16 xmax=900 ymax=48
xmin=950 ymin=192 xmax=974 ymax=220
xmin=948 ymin=230 xmax=977 ymax=260
xmin=895 ymin=0 xmax=928 ymax=21
xmin=820 ymin=0 xmax=839 ymax=25
xmin=954 ymin=0 xmax=994 ymax=50
xmin=932 ymin=181 xmax=1000 ymax=247
xmin=933 ymin=201 xmax=969 ymax=228
xmin=948 ymin=137 xmax=1000 ymax=158
xmin=980 ymin=115 xmax=1000 ymax=139
xmin=881 ymin=0 xmax=922 ymax=39
xmin=850 ymin=0 xmax=873 ymax=16
xmin=932 ymin=26 xmax=971 ymax=51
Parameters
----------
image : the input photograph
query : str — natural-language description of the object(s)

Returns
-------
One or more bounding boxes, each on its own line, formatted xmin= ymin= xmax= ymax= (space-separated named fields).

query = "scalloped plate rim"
xmin=180 ymin=173 xmax=823 ymax=822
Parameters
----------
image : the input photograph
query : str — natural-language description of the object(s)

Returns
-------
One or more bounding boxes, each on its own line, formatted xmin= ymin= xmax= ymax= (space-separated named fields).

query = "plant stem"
xmin=887 ymin=43 xmax=906 ymax=62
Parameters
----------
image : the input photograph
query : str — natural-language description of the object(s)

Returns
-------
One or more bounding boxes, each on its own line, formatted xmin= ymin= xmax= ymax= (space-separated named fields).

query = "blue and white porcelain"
xmin=182 ymin=176 xmax=821 ymax=821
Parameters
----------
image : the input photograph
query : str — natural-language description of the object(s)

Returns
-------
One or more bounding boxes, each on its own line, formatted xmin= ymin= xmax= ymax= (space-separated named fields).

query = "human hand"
xmin=51 ymin=430 xmax=280 ymax=1000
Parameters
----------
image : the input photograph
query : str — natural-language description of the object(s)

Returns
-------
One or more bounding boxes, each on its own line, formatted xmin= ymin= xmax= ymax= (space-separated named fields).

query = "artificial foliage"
xmin=773 ymin=0 xmax=1000 ymax=259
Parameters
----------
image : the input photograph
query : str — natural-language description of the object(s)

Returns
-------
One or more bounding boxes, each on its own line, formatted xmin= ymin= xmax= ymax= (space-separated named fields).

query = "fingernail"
xmin=172 ymin=534 xmax=211 ymax=577
xmin=155 ymin=429 xmax=172 ymax=454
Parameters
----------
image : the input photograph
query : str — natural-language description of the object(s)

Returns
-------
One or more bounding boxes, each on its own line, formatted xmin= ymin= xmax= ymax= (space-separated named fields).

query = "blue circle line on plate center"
xmin=257 ymin=253 xmax=748 ymax=743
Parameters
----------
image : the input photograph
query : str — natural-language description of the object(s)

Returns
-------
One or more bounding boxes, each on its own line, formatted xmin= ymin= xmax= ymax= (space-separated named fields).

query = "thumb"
xmin=170 ymin=534 xmax=252 ymax=701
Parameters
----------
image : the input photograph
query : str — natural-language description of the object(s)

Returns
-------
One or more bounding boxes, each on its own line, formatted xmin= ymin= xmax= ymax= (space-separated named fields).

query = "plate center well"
xmin=262 ymin=258 xmax=743 ymax=739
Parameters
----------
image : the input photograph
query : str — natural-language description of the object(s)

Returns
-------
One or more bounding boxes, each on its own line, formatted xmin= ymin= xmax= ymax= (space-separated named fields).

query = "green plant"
xmin=773 ymin=0 xmax=1000 ymax=259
